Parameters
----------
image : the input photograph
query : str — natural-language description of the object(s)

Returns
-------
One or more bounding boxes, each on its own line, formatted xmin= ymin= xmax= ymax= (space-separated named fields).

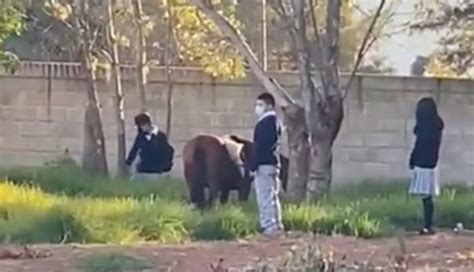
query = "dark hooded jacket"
xmin=126 ymin=126 xmax=174 ymax=173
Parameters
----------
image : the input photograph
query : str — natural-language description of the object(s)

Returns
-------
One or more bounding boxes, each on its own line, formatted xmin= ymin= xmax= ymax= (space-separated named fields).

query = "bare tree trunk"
xmin=165 ymin=0 xmax=174 ymax=136
xmin=133 ymin=0 xmax=147 ymax=112
xmin=165 ymin=75 xmax=173 ymax=136
xmin=82 ymin=53 xmax=109 ymax=176
xmin=307 ymin=133 xmax=334 ymax=199
xmin=283 ymin=105 xmax=310 ymax=201
xmin=294 ymin=0 xmax=341 ymax=199
xmin=286 ymin=0 xmax=332 ymax=201
xmin=306 ymin=90 xmax=344 ymax=198
xmin=108 ymin=0 xmax=127 ymax=176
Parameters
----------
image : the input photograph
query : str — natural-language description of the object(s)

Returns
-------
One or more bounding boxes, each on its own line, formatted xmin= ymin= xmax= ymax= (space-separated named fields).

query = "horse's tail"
xmin=191 ymin=145 xmax=206 ymax=209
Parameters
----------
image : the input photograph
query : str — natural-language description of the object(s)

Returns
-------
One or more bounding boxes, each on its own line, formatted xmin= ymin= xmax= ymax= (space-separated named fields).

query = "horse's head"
xmin=229 ymin=135 xmax=289 ymax=192
xmin=228 ymin=135 xmax=254 ymax=179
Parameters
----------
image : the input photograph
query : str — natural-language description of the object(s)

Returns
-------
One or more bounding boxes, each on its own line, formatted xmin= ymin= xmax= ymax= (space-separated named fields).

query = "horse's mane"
xmin=221 ymin=135 xmax=244 ymax=166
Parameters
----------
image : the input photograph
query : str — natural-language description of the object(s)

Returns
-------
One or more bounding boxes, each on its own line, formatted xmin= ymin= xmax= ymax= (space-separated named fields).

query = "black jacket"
xmin=126 ymin=129 xmax=173 ymax=174
xmin=251 ymin=113 xmax=281 ymax=171
xmin=409 ymin=122 xmax=443 ymax=169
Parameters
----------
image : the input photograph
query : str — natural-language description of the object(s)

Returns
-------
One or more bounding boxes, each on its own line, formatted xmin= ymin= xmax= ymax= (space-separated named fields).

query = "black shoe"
xmin=419 ymin=228 xmax=436 ymax=235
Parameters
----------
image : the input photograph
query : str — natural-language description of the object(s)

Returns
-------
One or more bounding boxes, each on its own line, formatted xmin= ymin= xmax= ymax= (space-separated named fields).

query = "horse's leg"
xmin=184 ymin=159 xmax=206 ymax=210
xmin=190 ymin=179 xmax=205 ymax=209
xmin=207 ymin=181 xmax=219 ymax=208
xmin=220 ymin=187 xmax=230 ymax=204
xmin=206 ymin=170 xmax=222 ymax=208
xmin=204 ymin=153 xmax=224 ymax=208
xmin=238 ymin=181 xmax=252 ymax=202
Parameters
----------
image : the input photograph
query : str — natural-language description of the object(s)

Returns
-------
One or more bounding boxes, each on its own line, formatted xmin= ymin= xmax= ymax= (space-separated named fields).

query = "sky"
xmin=356 ymin=0 xmax=449 ymax=75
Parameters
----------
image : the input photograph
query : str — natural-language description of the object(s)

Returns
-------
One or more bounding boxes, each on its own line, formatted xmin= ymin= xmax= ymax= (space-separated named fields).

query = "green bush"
xmin=0 ymin=165 xmax=473 ymax=244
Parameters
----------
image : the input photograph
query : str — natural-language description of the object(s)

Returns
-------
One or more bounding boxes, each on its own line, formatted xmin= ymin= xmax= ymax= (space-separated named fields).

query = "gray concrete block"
xmin=364 ymin=132 xmax=408 ymax=148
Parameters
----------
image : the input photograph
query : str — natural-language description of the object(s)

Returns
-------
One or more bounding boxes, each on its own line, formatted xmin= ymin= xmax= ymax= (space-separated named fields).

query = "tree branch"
xmin=308 ymin=0 xmax=328 ymax=94
xmin=188 ymin=0 xmax=295 ymax=107
xmin=411 ymin=2 xmax=474 ymax=30
xmin=321 ymin=0 xmax=342 ymax=98
xmin=343 ymin=0 xmax=386 ymax=98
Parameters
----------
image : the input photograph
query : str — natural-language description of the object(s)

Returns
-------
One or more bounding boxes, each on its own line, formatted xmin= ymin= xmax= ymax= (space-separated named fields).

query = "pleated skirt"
xmin=408 ymin=167 xmax=440 ymax=197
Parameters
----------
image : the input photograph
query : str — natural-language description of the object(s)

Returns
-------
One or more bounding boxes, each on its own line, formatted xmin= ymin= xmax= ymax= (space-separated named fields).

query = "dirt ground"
xmin=1 ymin=232 xmax=474 ymax=272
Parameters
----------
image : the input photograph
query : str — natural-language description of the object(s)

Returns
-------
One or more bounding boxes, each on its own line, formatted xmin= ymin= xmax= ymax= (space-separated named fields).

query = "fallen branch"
xmin=0 ymin=245 xmax=51 ymax=260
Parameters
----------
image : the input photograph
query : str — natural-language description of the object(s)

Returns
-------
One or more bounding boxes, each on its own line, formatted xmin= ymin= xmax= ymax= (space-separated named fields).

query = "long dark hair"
xmin=414 ymin=97 xmax=444 ymax=135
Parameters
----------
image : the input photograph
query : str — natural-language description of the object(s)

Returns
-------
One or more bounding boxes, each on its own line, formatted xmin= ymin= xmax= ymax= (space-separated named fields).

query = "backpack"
xmin=156 ymin=131 xmax=174 ymax=173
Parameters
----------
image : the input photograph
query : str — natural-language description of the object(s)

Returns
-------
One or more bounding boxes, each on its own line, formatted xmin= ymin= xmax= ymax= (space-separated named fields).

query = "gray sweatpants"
xmin=254 ymin=165 xmax=283 ymax=233
xmin=131 ymin=172 xmax=168 ymax=182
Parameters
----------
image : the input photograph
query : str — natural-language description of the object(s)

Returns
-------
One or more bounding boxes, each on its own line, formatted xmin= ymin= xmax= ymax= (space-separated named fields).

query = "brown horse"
xmin=182 ymin=134 xmax=288 ymax=209
xmin=182 ymin=134 xmax=252 ymax=209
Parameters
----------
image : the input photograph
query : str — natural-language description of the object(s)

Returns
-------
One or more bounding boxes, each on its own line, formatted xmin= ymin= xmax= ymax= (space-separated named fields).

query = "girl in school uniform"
xmin=409 ymin=97 xmax=444 ymax=235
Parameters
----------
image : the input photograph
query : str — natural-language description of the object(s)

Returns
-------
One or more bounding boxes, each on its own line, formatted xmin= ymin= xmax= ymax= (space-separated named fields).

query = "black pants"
xmin=422 ymin=196 xmax=434 ymax=229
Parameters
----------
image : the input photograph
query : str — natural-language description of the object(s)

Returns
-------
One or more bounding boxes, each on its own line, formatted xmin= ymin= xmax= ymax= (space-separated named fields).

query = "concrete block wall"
xmin=0 ymin=62 xmax=473 ymax=185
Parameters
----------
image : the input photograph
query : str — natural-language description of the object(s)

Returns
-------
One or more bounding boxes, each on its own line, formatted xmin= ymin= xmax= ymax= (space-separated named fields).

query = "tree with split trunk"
xmin=46 ymin=0 xmax=109 ymax=175
xmin=189 ymin=0 xmax=386 ymax=201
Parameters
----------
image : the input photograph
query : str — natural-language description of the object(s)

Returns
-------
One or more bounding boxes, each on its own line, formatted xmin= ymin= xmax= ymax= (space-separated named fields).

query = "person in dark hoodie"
xmin=251 ymin=92 xmax=284 ymax=237
xmin=408 ymin=97 xmax=444 ymax=235
xmin=126 ymin=112 xmax=174 ymax=181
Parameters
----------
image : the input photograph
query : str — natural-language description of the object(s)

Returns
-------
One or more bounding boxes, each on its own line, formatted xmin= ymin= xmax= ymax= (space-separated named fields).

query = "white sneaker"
xmin=263 ymin=229 xmax=285 ymax=238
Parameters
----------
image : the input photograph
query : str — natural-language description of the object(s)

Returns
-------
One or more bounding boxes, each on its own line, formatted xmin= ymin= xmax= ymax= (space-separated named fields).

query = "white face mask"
xmin=255 ymin=105 xmax=265 ymax=117
xmin=255 ymin=99 xmax=269 ymax=117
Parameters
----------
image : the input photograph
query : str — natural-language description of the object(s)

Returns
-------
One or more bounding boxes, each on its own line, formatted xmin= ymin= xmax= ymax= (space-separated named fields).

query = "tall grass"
xmin=0 ymin=163 xmax=473 ymax=244
xmin=0 ymin=161 xmax=187 ymax=200
xmin=0 ymin=182 xmax=195 ymax=244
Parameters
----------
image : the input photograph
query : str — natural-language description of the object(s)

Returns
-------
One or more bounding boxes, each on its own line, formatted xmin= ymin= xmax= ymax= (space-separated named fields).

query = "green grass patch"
xmin=0 ymin=164 xmax=473 ymax=243
xmin=0 ymin=182 xmax=197 ymax=244
xmin=192 ymin=205 xmax=258 ymax=240
xmin=76 ymin=253 xmax=153 ymax=272
xmin=0 ymin=161 xmax=187 ymax=201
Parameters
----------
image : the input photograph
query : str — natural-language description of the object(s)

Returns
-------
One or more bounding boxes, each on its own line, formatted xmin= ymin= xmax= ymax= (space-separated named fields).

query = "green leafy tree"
xmin=6 ymin=0 xmax=389 ymax=78
xmin=162 ymin=0 xmax=246 ymax=79
xmin=411 ymin=1 xmax=473 ymax=78
xmin=0 ymin=0 xmax=23 ymax=71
